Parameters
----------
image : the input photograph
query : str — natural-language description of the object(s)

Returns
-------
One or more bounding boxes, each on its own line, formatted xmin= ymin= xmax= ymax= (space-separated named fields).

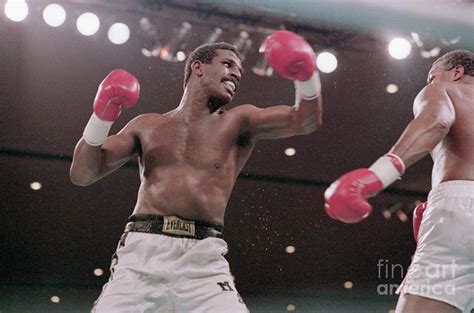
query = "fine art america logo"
xmin=376 ymin=259 xmax=457 ymax=296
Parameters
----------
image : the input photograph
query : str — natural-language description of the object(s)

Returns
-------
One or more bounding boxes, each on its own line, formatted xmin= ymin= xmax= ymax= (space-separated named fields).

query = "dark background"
xmin=1 ymin=0 xmax=472 ymax=312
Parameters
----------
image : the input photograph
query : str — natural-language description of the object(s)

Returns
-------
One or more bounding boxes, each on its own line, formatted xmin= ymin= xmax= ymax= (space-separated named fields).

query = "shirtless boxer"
xmin=324 ymin=50 xmax=474 ymax=313
xmin=70 ymin=30 xmax=323 ymax=312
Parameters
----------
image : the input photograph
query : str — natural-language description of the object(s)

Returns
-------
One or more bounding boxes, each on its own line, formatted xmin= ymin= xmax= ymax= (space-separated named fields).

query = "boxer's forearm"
xmin=293 ymin=71 xmax=323 ymax=133
xmin=294 ymin=97 xmax=323 ymax=133
xmin=389 ymin=115 xmax=451 ymax=168
xmin=70 ymin=139 xmax=106 ymax=186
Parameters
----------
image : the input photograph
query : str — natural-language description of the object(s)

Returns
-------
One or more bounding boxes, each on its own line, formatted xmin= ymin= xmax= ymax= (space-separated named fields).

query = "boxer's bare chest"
xmin=138 ymin=113 xmax=253 ymax=172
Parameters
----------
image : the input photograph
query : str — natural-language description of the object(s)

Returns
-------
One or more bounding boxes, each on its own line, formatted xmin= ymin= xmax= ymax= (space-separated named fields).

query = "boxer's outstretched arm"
xmin=240 ymin=30 xmax=323 ymax=139
xmin=388 ymin=82 xmax=455 ymax=167
xmin=236 ymin=93 xmax=322 ymax=140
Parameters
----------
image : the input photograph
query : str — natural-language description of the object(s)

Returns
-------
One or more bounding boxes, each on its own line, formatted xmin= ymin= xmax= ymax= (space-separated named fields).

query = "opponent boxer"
xmin=70 ymin=31 xmax=323 ymax=312
xmin=325 ymin=50 xmax=474 ymax=313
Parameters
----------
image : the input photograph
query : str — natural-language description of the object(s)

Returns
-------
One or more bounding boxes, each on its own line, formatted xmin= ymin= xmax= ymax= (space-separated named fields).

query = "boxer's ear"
xmin=452 ymin=64 xmax=464 ymax=81
xmin=191 ymin=60 xmax=204 ymax=77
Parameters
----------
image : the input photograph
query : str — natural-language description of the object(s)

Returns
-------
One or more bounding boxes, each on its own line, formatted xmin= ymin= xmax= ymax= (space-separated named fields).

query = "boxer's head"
xmin=184 ymin=42 xmax=242 ymax=90
xmin=184 ymin=42 xmax=242 ymax=110
xmin=428 ymin=49 xmax=473 ymax=84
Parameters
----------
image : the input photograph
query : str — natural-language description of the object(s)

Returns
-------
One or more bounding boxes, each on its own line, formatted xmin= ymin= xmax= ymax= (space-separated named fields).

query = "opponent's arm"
xmin=70 ymin=70 xmax=140 ymax=186
xmin=324 ymin=83 xmax=455 ymax=223
xmin=243 ymin=31 xmax=323 ymax=139
xmin=388 ymin=83 xmax=455 ymax=167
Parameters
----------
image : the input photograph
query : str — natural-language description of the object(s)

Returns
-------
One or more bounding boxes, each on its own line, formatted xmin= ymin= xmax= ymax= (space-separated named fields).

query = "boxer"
xmin=70 ymin=31 xmax=323 ymax=312
xmin=325 ymin=50 xmax=474 ymax=313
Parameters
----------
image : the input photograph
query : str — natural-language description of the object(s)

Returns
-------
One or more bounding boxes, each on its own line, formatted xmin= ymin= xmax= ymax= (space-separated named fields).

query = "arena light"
xmin=420 ymin=47 xmax=441 ymax=59
xmin=440 ymin=34 xmax=460 ymax=46
xmin=42 ymin=3 xmax=66 ymax=27
xmin=108 ymin=23 xmax=130 ymax=45
xmin=252 ymin=39 xmax=273 ymax=77
xmin=396 ymin=210 xmax=408 ymax=222
xmin=316 ymin=51 xmax=337 ymax=73
xmin=386 ymin=84 xmax=399 ymax=94
xmin=159 ymin=22 xmax=192 ymax=62
xmin=142 ymin=47 xmax=159 ymax=58
xmin=252 ymin=54 xmax=273 ymax=77
xmin=50 ymin=296 xmax=60 ymax=303
xmin=205 ymin=27 xmax=223 ymax=44
xmin=93 ymin=268 xmax=104 ymax=276
xmin=343 ymin=281 xmax=353 ymax=289
xmin=382 ymin=202 xmax=403 ymax=220
xmin=76 ymin=12 xmax=100 ymax=36
xmin=388 ymin=37 xmax=412 ymax=60
xmin=30 ymin=181 xmax=42 ymax=191
xmin=232 ymin=31 xmax=252 ymax=61
xmin=286 ymin=304 xmax=296 ymax=311
xmin=138 ymin=17 xmax=161 ymax=58
xmin=4 ymin=0 xmax=29 ymax=22
xmin=285 ymin=245 xmax=296 ymax=254
xmin=410 ymin=32 xmax=423 ymax=48
xmin=284 ymin=148 xmax=296 ymax=156
xmin=176 ymin=51 xmax=186 ymax=62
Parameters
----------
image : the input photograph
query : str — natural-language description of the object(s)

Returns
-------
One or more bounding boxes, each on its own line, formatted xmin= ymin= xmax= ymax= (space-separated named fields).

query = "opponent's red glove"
xmin=324 ymin=154 xmax=405 ymax=223
xmin=261 ymin=30 xmax=320 ymax=100
xmin=413 ymin=201 xmax=427 ymax=242
xmin=83 ymin=69 xmax=140 ymax=146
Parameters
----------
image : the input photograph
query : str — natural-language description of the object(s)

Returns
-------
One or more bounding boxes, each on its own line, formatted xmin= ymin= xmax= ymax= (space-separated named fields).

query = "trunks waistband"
xmin=428 ymin=180 xmax=474 ymax=204
xmin=125 ymin=214 xmax=224 ymax=240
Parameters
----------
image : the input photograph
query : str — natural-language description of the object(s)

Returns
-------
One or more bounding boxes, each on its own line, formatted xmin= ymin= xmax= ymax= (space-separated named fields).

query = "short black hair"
xmin=183 ymin=42 xmax=241 ymax=89
xmin=434 ymin=50 xmax=474 ymax=77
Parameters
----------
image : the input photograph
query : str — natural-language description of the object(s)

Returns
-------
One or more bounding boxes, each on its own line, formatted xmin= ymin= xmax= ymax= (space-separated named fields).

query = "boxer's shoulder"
xmin=130 ymin=113 xmax=165 ymax=124
xmin=418 ymin=82 xmax=449 ymax=96
xmin=121 ymin=113 xmax=167 ymax=134
xmin=413 ymin=82 xmax=452 ymax=110
xmin=228 ymin=104 xmax=259 ymax=118
xmin=226 ymin=104 xmax=264 ymax=130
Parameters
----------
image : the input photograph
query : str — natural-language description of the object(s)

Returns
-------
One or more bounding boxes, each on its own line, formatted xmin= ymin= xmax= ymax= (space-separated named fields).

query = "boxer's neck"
xmin=176 ymin=87 xmax=214 ymax=120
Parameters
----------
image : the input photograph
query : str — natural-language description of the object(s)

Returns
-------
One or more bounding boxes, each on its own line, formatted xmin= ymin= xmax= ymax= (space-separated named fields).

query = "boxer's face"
xmin=427 ymin=61 xmax=456 ymax=84
xmin=204 ymin=50 xmax=242 ymax=107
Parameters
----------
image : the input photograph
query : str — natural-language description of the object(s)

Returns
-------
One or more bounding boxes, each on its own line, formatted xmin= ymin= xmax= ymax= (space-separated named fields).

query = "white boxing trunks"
xmin=397 ymin=180 xmax=474 ymax=312
xmin=92 ymin=215 xmax=249 ymax=313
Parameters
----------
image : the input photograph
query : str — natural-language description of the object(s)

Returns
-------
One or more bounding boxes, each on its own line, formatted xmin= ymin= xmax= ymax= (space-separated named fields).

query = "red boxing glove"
xmin=324 ymin=169 xmax=384 ymax=223
xmin=93 ymin=69 xmax=140 ymax=122
xmin=324 ymin=154 xmax=405 ymax=223
xmin=83 ymin=69 xmax=140 ymax=146
xmin=262 ymin=30 xmax=316 ymax=81
xmin=413 ymin=201 xmax=427 ymax=242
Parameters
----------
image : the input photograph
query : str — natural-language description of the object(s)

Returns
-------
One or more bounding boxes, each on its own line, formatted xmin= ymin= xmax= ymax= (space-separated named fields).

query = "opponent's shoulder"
xmin=413 ymin=83 xmax=455 ymax=116
xmin=414 ymin=82 xmax=451 ymax=106
xmin=416 ymin=82 xmax=448 ymax=98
